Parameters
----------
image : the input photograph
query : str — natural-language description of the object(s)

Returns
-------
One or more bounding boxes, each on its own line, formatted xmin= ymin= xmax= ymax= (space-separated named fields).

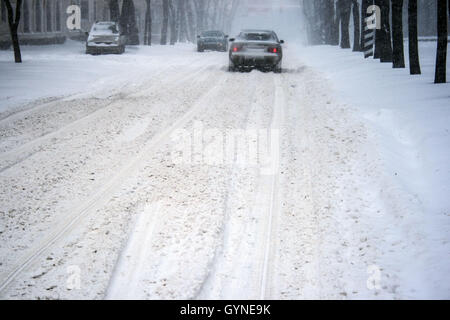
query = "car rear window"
xmin=93 ymin=24 xmax=118 ymax=34
xmin=202 ymin=31 xmax=221 ymax=37
xmin=241 ymin=33 xmax=274 ymax=41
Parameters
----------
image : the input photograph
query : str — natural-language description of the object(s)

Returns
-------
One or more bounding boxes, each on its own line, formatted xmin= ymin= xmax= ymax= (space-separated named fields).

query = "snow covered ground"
xmin=299 ymin=42 xmax=450 ymax=298
xmin=0 ymin=40 xmax=448 ymax=299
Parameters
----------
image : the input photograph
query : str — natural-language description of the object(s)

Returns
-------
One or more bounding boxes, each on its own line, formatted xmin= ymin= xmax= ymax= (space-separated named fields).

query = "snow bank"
xmin=299 ymin=42 xmax=450 ymax=298
xmin=0 ymin=40 xmax=202 ymax=114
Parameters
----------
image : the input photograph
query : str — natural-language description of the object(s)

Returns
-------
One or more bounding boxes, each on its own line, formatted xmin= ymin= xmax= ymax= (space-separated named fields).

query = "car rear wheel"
xmin=228 ymin=62 xmax=236 ymax=72
xmin=198 ymin=46 xmax=204 ymax=52
xmin=274 ymin=62 xmax=282 ymax=73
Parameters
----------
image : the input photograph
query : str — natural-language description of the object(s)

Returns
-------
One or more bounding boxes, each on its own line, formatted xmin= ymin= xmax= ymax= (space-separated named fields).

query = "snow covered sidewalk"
xmin=298 ymin=42 xmax=450 ymax=298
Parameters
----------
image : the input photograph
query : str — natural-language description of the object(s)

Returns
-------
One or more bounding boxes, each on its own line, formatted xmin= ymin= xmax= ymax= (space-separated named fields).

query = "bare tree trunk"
xmin=391 ymin=0 xmax=405 ymax=68
xmin=302 ymin=0 xmax=321 ymax=44
xmin=352 ymin=0 xmax=361 ymax=51
xmin=338 ymin=0 xmax=352 ymax=49
xmin=434 ymin=0 xmax=448 ymax=83
xmin=178 ymin=0 xmax=188 ymax=42
xmin=330 ymin=0 xmax=340 ymax=45
xmin=126 ymin=0 xmax=139 ymax=45
xmin=204 ymin=0 xmax=211 ymax=30
xmin=408 ymin=0 xmax=421 ymax=74
xmin=211 ymin=0 xmax=219 ymax=29
xmin=169 ymin=0 xmax=177 ymax=45
xmin=144 ymin=0 xmax=152 ymax=45
xmin=176 ymin=0 xmax=183 ymax=42
xmin=161 ymin=0 xmax=169 ymax=45
xmin=109 ymin=0 xmax=120 ymax=22
xmin=322 ymin=0 xmax=335 ymax=45
xmin=4 ymin=0 xmax=23 ymax=63
xmin=186 ymin=0 xmax=196 ymax=41
xmin=193 ymin=0 xmax=206 ymax=34
xmin=225 ymin=0 xmax=239 ymax=33
xmin=379 ymin=0 xmax=393 ymax=62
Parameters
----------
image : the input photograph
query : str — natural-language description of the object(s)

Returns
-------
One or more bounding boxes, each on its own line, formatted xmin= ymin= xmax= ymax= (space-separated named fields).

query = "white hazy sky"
xmin=232 ymin=0 xmax=305 ymax=42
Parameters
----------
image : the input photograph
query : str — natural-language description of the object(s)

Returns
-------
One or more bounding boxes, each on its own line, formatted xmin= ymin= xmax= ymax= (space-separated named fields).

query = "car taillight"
xmin=268 ymin=47 xmax=279 ymax=53
xmin=233 ymin=46 xmax=239 ymax=52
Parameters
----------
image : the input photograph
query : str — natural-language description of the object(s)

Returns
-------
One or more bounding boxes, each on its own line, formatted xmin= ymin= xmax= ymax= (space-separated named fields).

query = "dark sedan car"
xmin=228 ymin=30 xmax=284 ymax=73
xmin=197 ymin=31 xmax=229 ymax=52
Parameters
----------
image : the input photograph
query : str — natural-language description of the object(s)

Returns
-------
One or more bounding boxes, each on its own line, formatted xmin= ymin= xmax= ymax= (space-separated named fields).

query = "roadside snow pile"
xmin=299 ymin=42 xmax=450 ymax=298
xmin=0 ymin=40 xmax=203 ymax=115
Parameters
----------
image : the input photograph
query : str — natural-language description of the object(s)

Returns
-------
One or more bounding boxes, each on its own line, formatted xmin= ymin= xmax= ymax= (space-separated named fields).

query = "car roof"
xmin=95 ymin=21 xmax=117 ymax=25
xmin=241 ymin=29 xmax=274 ymax=34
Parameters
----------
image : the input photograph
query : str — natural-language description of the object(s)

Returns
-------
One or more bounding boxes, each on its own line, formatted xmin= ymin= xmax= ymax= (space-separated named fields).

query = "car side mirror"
xmin=85 ymin=32 xmax=89 ymax=36
xmin=229 ymin=38 xmax=235 ymax=42
xmin=280 ymin=40 xmax=285 ymax=44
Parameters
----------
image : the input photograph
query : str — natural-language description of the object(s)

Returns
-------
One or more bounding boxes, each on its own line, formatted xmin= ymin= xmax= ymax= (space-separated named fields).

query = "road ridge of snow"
xmin=193 ymin=74 xmax=261 ymax=300
xmin=195 ymin=73 xmax=283 ymax=300
xmin=259 ymin=76 xmax=284 ymax=299
xmin=104 ymin=72 xmax=261 ymax=300
xmin=0 ymin=72 xmax=229 ymax=295
xmin=0 ymin=67 xmax=169 ymax=124
xmin=0 ymin=64 xmax=212 ymax=173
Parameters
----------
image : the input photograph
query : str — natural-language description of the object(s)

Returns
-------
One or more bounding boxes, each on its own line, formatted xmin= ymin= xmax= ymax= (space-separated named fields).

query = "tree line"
xmin=3 ymin=0 xmax=240 ymax=63
xmin=138 ymin=0 xmax=239 ymax=46
xmin=302 ymin=0 xmax=448 ymax=83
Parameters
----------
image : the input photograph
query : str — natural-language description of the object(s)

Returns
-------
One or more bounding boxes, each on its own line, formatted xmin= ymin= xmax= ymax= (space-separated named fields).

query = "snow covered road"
xmin=0 ymin=42 xmax=448 ymax=299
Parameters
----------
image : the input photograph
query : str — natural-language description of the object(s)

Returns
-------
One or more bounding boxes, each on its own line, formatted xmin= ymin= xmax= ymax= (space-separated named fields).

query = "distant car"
xmin=197 ymin=31 xmax=229 ymax=52
xmin=228 ymin=30 xmax=284 ymax=73
xmin=86 ymin=21 xmax=127 ymax=55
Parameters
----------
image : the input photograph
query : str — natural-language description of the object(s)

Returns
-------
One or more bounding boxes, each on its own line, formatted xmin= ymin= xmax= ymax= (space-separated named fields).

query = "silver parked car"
xmin=229 ymin=30 xmax=284 ymax=73
xmin=86 ymin=21 xmax=127 ymax=55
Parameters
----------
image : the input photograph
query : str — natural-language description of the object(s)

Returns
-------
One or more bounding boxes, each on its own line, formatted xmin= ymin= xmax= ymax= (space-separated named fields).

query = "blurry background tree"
xmin=378 ymin=0 xmax=393 ymax=62
xmin=143 ymin=0 xmax=152 ymax=45
xmin=120 ymin=0 xmax=139 ymax=45
xmin=160 ymin=0 xmax=168 ymax=44
xmin=408 ymin=0 xmax=421 ymax=74
xmin=109 ymin=0 xmax=120 ymax=22
xmin=3 ymin=0 xmax=23 ymax=63
xmin=392 ymin=0 xmax=405 ymax=68
xmin=434 ymin=0 xmax=448 ymax=83
xmin=337 ymin=0 xmax=352 ymax=49
xmin=300 ymin=0 xmax=447 ymax=84
xmin=352 ymin=0 xmax=361 ymax=51
xmin=169 ymin=0 xmax=177 ymax=45
xmin=302 ymin=0 xmax=322 ymax=45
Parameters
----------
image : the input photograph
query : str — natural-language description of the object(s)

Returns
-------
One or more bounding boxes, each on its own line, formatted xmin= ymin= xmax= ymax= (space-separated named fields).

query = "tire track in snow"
xmin=0 ymin=53 xmax=210 ymax=124
xmin=0 ymin=72 xmax=229 ymax=295
xmin=195 ymin=73 xmax=286 ymax=300
xmin=0 ymin=64 xmax=213 ymax=174
xmin=104 ymin=72 xmax=261 ymax=300
xmin=259 ymin=75 xmax=285 ymax=299
xmin=0 ymin=68 xmax=164 ymax=125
